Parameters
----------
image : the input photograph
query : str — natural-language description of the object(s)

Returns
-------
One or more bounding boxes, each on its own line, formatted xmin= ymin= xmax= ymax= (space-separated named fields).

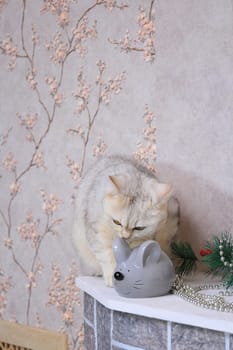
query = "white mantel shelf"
xmin=76 ymin=275 xmax=233 ymax=334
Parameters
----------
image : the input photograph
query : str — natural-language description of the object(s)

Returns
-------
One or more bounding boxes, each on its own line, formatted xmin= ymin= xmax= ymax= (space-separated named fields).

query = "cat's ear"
xmin=148 ymin=179 xmax=172 ymax=204
xmin=135 ymin=241 xmax=161 ymax=268
xmin=154 ymin=182 xmax=173 ymax=203
xmin=109 ymin=175 xmax=127 ymax=193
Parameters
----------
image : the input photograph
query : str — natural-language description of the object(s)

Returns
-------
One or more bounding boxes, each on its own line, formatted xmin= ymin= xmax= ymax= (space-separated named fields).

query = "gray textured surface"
xmin=84 ymin=292 xmax=94 ymax=324
xmin=83 ymin=294 xmax=232 ymax=349
xmin=113 ymin=311 xmax=167 ymax=350
xmin=84 ymin=320 xmax=95 ymax=350
xmin=171 ymin=323 xmax=225 ymax=350
xmin=96 ymin=301 xmax=111 ymax=350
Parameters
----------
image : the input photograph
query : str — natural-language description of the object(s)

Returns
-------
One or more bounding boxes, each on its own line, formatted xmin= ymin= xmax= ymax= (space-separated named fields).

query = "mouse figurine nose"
xmin=114 ymin=271 xmax=124 ymax=281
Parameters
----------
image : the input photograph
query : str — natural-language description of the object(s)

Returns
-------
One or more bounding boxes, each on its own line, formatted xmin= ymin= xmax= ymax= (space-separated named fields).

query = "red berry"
xmin=200 ymin=248 xmax=212 ymax=256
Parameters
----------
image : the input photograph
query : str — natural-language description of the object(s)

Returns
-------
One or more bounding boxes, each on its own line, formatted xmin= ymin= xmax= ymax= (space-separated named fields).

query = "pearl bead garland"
xmin=219 ymin=238 xmax=233 ymax=268
xmin=173 ymin=275 xmax=233 ymax=313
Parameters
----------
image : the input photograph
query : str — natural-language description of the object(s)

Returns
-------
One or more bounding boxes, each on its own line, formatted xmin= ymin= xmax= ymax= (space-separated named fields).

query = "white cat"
xmin=72 ymin=155 xmax=179 ymax=286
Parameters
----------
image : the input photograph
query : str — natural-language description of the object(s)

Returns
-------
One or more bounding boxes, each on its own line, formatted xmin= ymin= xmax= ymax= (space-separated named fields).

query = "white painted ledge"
xmin=76 ymin=274 xmax=233 ymax=334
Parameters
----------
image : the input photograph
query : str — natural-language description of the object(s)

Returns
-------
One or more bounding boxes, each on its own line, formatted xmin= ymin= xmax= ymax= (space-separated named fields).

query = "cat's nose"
xmin=114 ymin=271 xmax=124 ymax=281
xmin=122 ymin=230 xmax=132 ymax=239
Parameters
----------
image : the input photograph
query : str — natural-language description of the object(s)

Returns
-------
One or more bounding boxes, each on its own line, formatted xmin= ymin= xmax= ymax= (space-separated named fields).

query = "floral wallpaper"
xmin=0 ymin=0 xmax=156 ymax=348
xmin=1 ymin=0 xmax=233 ymax=349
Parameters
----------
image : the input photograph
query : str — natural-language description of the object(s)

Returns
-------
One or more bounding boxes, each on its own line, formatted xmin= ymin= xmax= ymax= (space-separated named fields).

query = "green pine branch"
xmin=171 ymin=241 xmax=198 ymax=276
xmin=203 ymin=232 xmax=233 ymax=288
xmin=224 ymin=274 xmax=233 ymax=289
xmin=171 ymin=233 xmax=233 ymax=288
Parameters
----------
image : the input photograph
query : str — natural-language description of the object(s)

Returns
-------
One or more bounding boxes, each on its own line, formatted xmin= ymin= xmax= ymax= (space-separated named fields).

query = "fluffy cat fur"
xmin=72 ymin=155 xmax=179 ymax=286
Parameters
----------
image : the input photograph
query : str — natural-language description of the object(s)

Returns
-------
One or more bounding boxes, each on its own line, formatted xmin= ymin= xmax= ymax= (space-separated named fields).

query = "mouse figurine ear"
xmin=136 ymin=240 xmax=161 ymax=268
xmin=112 ymin=237 xmax=131 ymax=264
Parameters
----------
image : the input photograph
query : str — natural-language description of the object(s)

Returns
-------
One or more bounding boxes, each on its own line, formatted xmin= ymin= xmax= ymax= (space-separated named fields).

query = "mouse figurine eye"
xmin=113 ymin=219 xmax=122 ymax=226
xmin=134 ymin=226 xmax=146 ymax=231
xmin=114 ymin=271 xmax=124 ymax=280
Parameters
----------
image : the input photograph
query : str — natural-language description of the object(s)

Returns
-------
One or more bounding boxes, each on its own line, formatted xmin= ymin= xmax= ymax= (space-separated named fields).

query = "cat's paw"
xmin=104 ymin=275 xmax=113 ymax=287
xmin=103 ymin=268 xmax=114 ymax=287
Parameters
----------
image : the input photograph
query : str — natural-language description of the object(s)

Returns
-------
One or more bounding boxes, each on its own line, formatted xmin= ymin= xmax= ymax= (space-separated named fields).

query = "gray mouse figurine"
xmin=112 ymin=237 xmax=175 ymax=298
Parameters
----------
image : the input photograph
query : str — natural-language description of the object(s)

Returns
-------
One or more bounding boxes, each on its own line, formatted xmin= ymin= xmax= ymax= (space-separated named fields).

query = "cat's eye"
xmin=112 ymin=219 xmax=122 ymax=226
xmin=134 ymin=226 xmax=146 ymax=231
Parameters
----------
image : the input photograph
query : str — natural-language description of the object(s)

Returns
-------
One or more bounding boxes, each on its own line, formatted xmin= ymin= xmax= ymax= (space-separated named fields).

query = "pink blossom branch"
xmin=67 ymin=96 xmax=100 ymax=179
xmin=0 ymin=128 xmax=12 ymax=149
xmin=109 ymin=3 xmax=155 ymax=62
xmin=1 ymin=0 xmax=77 ymax=221
xmin=67 ymin=62 xmax=125 ymax=195
xmin=80 ymin=102 xmax=101 ymax=176
xmin=108 ymin=38 xmax=145 ymax=53
xmin=69 ymin=65 xmax=104 ymax=179
xmin=65 ymin=1 xmax=127 ymax=57
xmin=0 ymin=269 xmax=11 ymax=318
xmin=26 ymin=213 xmax=61 ymax=324
xmin=15 ymin=0 xmax=103 ymax=189
xmin=14 ymin=0 xmax=67 ymax=182
xmin=11 ymin=248 xmax=28 ymax=277
xmin=68 ymin=0 xmax=109 ymax=48
xmin=134 ymin=105 xmax=157 ymax=173
xmin=80 ymin=78 xmax=104 ymax=171
xmin=0 ymin=45 xmax=27 ymax=58
xmin=0 ymin=0 xmax=66 ymax=323
xmin=7 ymin=197 xmax=14 ymax=237
xmin=20 ymin=1 xmax=52 ymax=124
xmin=47 ymin=262 xmax=81 ymax=349
xmin=21 ymin=1 xmax=32 ymax=64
